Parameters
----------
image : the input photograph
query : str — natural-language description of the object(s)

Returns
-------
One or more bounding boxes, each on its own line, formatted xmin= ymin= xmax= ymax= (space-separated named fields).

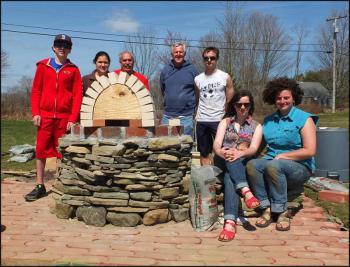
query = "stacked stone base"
xmin=50 ymin=125 xmax=194 ymax=227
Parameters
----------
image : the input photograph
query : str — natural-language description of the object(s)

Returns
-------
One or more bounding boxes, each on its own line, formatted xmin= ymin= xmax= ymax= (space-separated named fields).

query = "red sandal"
xmin=218 ymin=220 xmax=236 ymax=242
xmin=242 ymin=189 xmax=260 ymax=209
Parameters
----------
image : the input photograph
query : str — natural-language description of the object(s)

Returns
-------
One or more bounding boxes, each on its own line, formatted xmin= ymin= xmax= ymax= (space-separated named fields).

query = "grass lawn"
xmin=1 ymin=120 xmax=37 ymax=175
xmin=255 ymin=109 xmax=349 ymax=128
xmin=304 ymin=187 xmax=349 ymax=228
xmin=317 ymin=110 xmax=349 ymax=129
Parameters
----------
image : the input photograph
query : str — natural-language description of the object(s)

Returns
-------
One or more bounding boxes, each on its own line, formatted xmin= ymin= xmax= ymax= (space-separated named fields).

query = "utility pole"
xmin=326 ymin=15 xmax=347 ymax=113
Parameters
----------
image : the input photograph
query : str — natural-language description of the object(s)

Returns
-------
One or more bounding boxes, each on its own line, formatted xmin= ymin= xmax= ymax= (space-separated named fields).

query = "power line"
xmin=1 ymin=22 xmax=334 ymax=47
xmin=2 ymin=29 xmax=337 ymax=54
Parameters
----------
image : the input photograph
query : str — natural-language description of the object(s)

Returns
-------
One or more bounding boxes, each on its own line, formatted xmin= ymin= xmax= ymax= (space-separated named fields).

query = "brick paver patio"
xmin=1 ymin=178 xmax=349 ymax=266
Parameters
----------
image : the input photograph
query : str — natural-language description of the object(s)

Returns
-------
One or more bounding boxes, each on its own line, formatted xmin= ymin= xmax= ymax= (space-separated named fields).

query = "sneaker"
xmin=24 ymin=184 xmax=46 ymax=202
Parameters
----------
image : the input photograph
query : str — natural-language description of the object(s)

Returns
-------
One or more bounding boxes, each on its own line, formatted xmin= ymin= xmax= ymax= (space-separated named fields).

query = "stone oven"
xmin=50 ymin=72 xmax=194 ymax=227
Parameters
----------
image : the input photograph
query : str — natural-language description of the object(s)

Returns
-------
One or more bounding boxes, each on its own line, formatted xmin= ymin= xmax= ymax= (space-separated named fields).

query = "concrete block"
xmin=80 ymin=112 xmax=93 ymax=120
xmin=97 ymin=75 xmax=110 ymax=89
xmin=80 ymin=104 xmax=94 ymax=113
xmin=318 ymin=190 xmax=349 ymax=203
xmin=142 ymin=119 xmax=155 ymax=127
xmin=169 ymin=118 xmax=181 ymax=126
xmin=91 ymin=81 xmax=104 ymax=94
xmin=117 ymin=71 xmax=127 ymax=84
xmin=140 ymin=104 xmax=154 ymax=113
xmin=131 ymin=80 xmax=145 ymax=93
xmin=82 ymin=96 xmax=95 ymax=106
xmin=136 ymin=89 xmax=149 ymax=99
xmin=108 ymin=72 xmax=118 ymax=85
xmin=138 ymin=95 xmax=153 ymax=106
xmin=85 ymin=88 xmax=99 ymax=99
xmin=125 ymin=74 xmax=138 ymax=88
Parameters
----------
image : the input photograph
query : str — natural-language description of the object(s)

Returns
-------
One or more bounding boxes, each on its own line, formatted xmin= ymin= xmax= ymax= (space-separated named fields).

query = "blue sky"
xmin=1 ymin=1 xmax=348 ymax=91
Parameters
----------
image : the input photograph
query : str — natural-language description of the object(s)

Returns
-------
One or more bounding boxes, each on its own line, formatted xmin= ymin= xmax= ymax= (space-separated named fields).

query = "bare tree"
xmin=215 ymin=5 xmax=292 ymax=98
xmin=311 ymin=8 xmax=349 ymax=107
xmin=1 ymin=49 xmax=10 ymax=78
xmin=216 ymin=2 xmax=245 ymax=80
xmin=149 ymin=74 xmax=163 ymax=120
xmin=254 ymin=13 xmax=292 ymax=83
xmin=1 ymin=75 xmax=33 ymax=119
xmin=157 ymin=30 xmax=199 ymax=66
xmin=292 ymin=22 xmax=309 ymax=80
xmin=124 ymin=26 xmax=159 ymax=81
xmin=197 ymin=31 xmax=221 ymax=73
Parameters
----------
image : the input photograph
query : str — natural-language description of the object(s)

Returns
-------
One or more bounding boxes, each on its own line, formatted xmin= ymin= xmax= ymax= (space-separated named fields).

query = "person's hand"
xmin=223 ymin=148 xmax=243 ymax=162
xmin=66 ymin=121 xmax=74 ymax=132
xmin=275 ymin=154 xmax=287 ymax=160
xmin=32 ymin=115 xmax=41 ymax=127
xmin=222 ymin=147 xmax=234 ymax=162
xmin=222 ymin=147 xmax=230 ymax=160
xmin=232 ymin=149 xmax=244 ymax=161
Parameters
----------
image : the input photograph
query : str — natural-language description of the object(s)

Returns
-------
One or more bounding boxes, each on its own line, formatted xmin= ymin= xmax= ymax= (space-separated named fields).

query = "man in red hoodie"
xmin=25 ymin=34 xmax=82 ymax=201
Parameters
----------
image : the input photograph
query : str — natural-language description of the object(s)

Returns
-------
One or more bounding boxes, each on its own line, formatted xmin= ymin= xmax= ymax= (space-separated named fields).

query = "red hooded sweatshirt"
xmin=31 ymin=58 xmax=82 ymax=122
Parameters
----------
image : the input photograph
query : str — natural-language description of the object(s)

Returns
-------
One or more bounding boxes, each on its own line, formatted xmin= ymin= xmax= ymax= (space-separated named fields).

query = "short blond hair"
xmin=171 ymin=42 xmax=186 ymax=53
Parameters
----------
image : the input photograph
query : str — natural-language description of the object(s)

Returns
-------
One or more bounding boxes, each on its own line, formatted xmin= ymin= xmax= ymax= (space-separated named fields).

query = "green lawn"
xmin=1 ymin=120 xmax=37 ymax=174
xmin=317 ymin=110 xmax=349 ymax=129
xmin=304 ymin=187 xmax=349 ymax=228
xmin=255 ymin=110 xmax=349 ymax=128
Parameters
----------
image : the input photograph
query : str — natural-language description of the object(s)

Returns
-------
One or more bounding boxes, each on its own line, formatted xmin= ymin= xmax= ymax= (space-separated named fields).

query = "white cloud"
xmin=104 ymin=9 xmax=139 ymax=33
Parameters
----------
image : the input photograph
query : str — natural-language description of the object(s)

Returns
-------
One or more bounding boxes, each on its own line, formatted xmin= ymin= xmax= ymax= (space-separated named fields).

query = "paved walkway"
xmin=1 ymin=178 xmax=349 ymax=266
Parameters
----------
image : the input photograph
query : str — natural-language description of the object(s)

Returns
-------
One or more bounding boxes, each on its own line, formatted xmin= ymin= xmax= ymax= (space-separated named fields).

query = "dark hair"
xmin=93 ymin=51 xmax=111 ymax=64
xmin=263 ymin=77 xmax=304 ymax=105
xmin=202 ymin=46 xmax=219 ymax=59
xmin=224 ymin=89 xmax=255 ymax=118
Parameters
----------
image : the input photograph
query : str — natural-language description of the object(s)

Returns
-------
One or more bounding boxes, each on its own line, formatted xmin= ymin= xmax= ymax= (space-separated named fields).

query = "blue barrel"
xmin=314 ymin=127 xmax=349 ymax=182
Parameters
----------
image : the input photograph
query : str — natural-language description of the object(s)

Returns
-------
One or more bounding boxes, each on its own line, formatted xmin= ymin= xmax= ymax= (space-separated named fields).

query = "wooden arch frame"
xmin=80 ymin=71 xmax=155 ymax=127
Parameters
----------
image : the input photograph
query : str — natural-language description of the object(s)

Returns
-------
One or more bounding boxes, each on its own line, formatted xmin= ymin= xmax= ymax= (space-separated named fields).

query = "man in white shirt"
xmin=195 ymin=47 xmax=234 ymax=165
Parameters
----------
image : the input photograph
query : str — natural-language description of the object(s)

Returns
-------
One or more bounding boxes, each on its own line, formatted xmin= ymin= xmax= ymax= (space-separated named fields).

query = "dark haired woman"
xmin=82 ymin=51 xmax=111 ymax=94
xmin=213 ymin=89 xmax=263 ymax=241
xmin=246 ymin=77 xmax=318 ymax=231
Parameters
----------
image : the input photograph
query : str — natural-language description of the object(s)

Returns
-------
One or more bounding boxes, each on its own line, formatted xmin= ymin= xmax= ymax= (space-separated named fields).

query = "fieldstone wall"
xmin=50 ymin=126 xmax=194 ymax=227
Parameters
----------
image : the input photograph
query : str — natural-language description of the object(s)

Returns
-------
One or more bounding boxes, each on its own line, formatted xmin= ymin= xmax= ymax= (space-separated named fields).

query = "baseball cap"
xmin=54 ymin=34 xmax=72 ymax=46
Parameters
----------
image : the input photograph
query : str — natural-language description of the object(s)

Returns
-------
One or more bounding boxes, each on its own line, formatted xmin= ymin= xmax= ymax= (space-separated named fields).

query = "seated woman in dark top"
xmin=213 ymin=90 xmax=262 ymax=241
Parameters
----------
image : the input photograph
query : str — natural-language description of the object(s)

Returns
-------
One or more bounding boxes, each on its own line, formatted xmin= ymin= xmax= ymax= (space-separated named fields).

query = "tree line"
xmin=1 ymin=4 xmax=348 ymax=119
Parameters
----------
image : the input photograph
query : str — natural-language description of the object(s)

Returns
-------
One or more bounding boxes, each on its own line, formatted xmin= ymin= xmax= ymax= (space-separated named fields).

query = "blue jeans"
xmin=246 ymin=158 xmax=311 ymax=213
xmin=223 ymin=158 xmax=250 ymax=221
xmin=223 ymin=172 xmax=240 ymax=221
xmin=226 ymin=159 xmax=250 ymax=190
xmin=161 ymin=114 xmax=194 ymax=137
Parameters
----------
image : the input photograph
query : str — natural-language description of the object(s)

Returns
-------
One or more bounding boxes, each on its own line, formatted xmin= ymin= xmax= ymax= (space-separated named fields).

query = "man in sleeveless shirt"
xmin=195 ymin=47 xmax=234 ymax=165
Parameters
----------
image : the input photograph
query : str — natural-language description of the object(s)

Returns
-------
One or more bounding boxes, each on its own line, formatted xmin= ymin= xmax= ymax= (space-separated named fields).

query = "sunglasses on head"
xmin=235 ymin=102 xmax=251 ymax=108
xmin=203 ymin=56 xmax=217 ymax=61
xmin=54 ymin=42 xmax=72 ymax=49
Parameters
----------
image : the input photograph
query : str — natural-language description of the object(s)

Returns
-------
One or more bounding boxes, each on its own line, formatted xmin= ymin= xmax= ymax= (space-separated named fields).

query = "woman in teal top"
xmin=246 ymin=77 xmax=318 ymax=231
